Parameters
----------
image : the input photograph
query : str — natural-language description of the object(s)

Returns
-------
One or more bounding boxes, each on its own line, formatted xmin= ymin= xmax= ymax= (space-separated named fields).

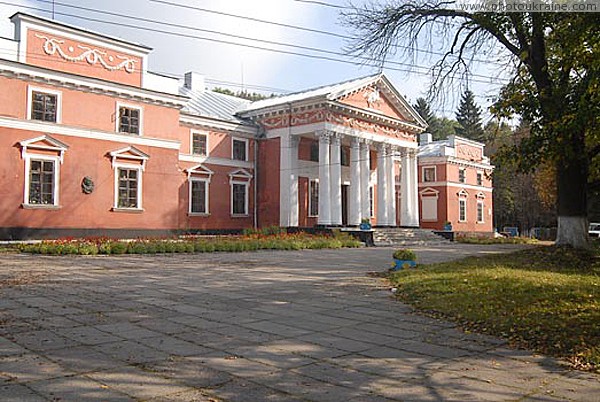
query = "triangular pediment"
xmin=329 ymin=75 xmax=427 ymax=127
xmin=419 ymin=187 xmax=440 ymax=197
xmin=109 ymin=146 xmax=149 ymax=161
xmin=229 ymin=168 xmax=253 ymax=180
xmin=20 ymin=134 xmax=69 ymax=152
xmin=186 ymin=164 xmax=214 ymax=177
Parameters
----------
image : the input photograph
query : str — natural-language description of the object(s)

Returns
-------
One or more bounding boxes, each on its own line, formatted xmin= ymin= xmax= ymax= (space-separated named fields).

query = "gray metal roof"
xmin=418 ymin=139 xmax=451 ymax=157
xmin=237 ymin=73 xmax=383 ymax=114
xmin=180 ymin=86 xmax=252 ymax=125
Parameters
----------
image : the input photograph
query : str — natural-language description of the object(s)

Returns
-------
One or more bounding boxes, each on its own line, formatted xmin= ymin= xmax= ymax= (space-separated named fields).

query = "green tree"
xmin=212 ymin=87 xmax=273 ymax=101
xmin=413 ymin=97 xmax=458 ymax=140
xmin=455 ymin=90 xmax=484 ymax=141
xmin=343 ymin=5 xmax=599 ymax=248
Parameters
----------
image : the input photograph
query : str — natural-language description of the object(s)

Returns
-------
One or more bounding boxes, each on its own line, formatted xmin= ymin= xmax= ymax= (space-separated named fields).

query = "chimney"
xmin=419 ymin=133 xmax=432 ymax=145
xmin=184 ymin=71 xmax=205 ymax=92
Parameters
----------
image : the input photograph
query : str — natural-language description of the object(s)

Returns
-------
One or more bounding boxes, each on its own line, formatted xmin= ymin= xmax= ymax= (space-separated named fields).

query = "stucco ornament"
xmin=35 ymin=34 xmax=137 ymax=73
xmin=365 ymin=87 xmax=381 ymax=109
xmin=81 ymin=176 xmax=95 ymax=194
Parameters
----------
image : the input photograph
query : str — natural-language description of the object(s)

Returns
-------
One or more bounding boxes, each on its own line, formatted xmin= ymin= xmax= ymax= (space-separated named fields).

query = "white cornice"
xmin=418 ymin=181 xmax=494 ymax=193
xmin=327 ymin=101 xmax=425 ymax=133
xmin=0 ymin=59 xmax=187 ymax=108
xmin=179 ymin=153 xmax=254 ymax=169
xmin=179 ymin=114 xmax=257 ymax=136
xmin=418 ymin=155 xmax=494 ymax=171
xmin=0 ymin=116 xmax=181 ymax=150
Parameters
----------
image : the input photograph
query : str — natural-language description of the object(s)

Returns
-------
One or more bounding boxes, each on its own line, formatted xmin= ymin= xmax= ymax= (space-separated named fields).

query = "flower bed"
xmin=18 ymin=232 xmax=362 ymax=255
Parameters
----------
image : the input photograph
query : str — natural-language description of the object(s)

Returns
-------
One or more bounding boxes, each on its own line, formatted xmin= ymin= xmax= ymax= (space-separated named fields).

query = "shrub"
xmin=393 ymin=249 xmax=416 ymax=261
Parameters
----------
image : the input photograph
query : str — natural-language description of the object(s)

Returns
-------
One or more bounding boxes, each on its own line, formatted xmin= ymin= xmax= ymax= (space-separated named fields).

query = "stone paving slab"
xmin=0 ymin=244 xmax=598 ymax=401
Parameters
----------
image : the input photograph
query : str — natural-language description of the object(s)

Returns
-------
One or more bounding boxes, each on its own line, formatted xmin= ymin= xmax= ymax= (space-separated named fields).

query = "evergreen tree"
xmin=455 ymin=90 xmax=484 ymax=141
xmin=413 ymin=98 xmax=457 ymax=141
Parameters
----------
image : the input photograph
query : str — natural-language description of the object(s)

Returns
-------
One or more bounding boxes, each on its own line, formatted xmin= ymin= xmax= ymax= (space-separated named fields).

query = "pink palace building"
xmin=0 ymin=13 xmax=493 ymax=239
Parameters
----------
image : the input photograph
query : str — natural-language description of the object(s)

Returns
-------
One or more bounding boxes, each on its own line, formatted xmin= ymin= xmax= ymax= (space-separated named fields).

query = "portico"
xmin=238 ymin=73 xmax=427 ymax=230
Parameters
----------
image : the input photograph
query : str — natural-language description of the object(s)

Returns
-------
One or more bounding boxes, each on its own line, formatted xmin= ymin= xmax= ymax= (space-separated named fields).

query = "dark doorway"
xmin=341 ymin=184 xmax=349 ymax=226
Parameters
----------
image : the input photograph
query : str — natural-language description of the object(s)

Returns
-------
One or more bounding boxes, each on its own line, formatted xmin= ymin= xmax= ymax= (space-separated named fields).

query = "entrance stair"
xmin=373 ymin=228 xmax=451 ymax=246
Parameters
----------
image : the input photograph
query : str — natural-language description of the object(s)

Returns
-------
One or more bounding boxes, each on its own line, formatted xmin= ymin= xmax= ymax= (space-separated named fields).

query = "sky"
xmin=0 ymin=0 xmax=509 ymax=118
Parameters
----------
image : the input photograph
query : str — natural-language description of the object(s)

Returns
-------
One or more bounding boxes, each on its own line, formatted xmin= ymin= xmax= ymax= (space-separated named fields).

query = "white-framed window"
xmin=420 ymin=188 xmax=439 ymax=222
xmin=20 ymin=135 xmax=68 ymax=209
xmin=27 ymin=86 xmax=62 ymax=123
xmin=477 ymin=200 xmax=484 ymax=223
xmin=231 ymin=182 xmax=248 ymax=215
xmin=309 ymin=179 xmax=319 ymax=217
xmin=25 ymin=156 xmax=59 ymax=206
xmin=422 ymin=166 xmax=436 ymax=182
xmin=476 ymin=171 xmax=483 ymax=186
xmin=115 ymin=165 xmax=142 ymax=209
xmin=191 ymin=131 xmax=208 ymax=156
xmin=116 ymin=103 xmax=142 ymax=135
xmin=229 ymin=169 xmax=252 ymax=216
xmin=458 ymin=168 xmax=466 ymax=183
xmin=232 ymin=137 xmax=248 ymax=161
xmin=459 ymin=198 xmax=467 ymax=222
xmin=190 ymin=178 xmax=209 ymax=215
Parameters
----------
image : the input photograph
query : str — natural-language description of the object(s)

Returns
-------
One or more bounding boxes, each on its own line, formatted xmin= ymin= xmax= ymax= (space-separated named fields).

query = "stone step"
xmin=373 ymin=228 xmax=451 ymax=246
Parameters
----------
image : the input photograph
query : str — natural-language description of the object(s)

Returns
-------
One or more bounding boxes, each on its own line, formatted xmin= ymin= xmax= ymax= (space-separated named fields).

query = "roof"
xmin=237 ymin=72 xmax=427 ymax=128
xmin=10 ymin=13 xmax=152 ymax=53
xmin=238 ymin=73 xmax=383 ymax=113
xmin=180 ymin=86 xmax=253 ymax=125
xmin=418 ymin=139 xmax=451 ymax=157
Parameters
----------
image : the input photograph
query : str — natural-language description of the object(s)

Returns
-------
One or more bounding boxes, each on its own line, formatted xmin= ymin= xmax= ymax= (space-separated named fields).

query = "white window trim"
xmin=476 ymin=170 xmax=484 ymax=186
xmin=477 ymin=200 xmax=485 ymax=223
xmin=230 ymin=180 xmax=249 ymax=216
xmin=458 ymin=167 xmax=466 ymax=184
xmin=23 ymin=154 xmax=61 ymax=208
xmin=458 ymin=198 xmax=467 ymax=223
xmin=308 ymin=178 xmax=319 ymax=217
xmin=190 ymin=130 xmax=209 ymax=156
xmin=112 ymin=162 xmax=143 ymax=211
xmin=232 ymin=137 xmax=249 ymax=161
xmin=189 ymin=177 xmax=210 ymax=215
xmin=27 ymin=85 xmax=62 ymax=123
xmin=422 ymin=166 xmax=436 ymax=182
xmin=115 ymin=102 xmax=143 ymax=136
xmin=419 ymin=187 xmax=440 ymax=222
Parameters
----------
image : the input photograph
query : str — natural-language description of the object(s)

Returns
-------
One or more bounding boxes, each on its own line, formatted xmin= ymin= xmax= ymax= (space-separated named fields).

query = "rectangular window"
xmin=28 ymin=159 xmax=55 ymax=205
xmin=341 ymin=147 xmax=350 ymax=166
xmin=232 ymin=183 xmax=247 ymax=215
xmin=118 ymin=106 xmax=140 ymax=135
xmin=309 ymin=179 xmax=319 ymax=216
xmin=190 ymin=179 xmax=208 ymax=214
xmin=459 ymin=199 xmax=467 ymax=222
xmin=476 ymin=172 xmax=483 ymax=186
xmin=477 ymin=201 xmax=484 ymax=223
xmin=458 ymin=168 xmax=466 ymax=183
xmin=117 ymin=168 xmax=139 ymax=208
xmin=421 ymin=196 xmax=438 ymax=221
xmin=423 ymin=167 xmax=436 ymax=182
xmin=232 ymin=138 xmax=248 ymax=161
xmin=192 ymin=132 xmax=208 ymax=156
xmin=31 ymin=92 xmax=58 ymax=122
xmin=310 ymin=141 xmax=319 ymax=162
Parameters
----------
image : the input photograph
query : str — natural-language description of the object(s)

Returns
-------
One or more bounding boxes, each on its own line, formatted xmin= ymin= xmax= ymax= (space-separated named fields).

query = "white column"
xmin=376 ymin=143 xmax=389 ymax=226
xmin=360 ymin=140 xmax=371 ymax=221
xmin=400 ymin=149 xmax=411 ymax=227
xmin=279 ymin=133 xmax=293 ymax=227
xmin=289 ymin=136 xmax=299 ymax=226
xmin=330 ymin=132 xmax=343 ymax=226
xmin=387 ymin=146 xmax=397 ymax=226
xmin=317 ymin=131 xmax=332 ymax=226
xmin=348 ymin=137 xmax=362 ymax=226
xmin=409 ymin=149 xmax=420 ymax=227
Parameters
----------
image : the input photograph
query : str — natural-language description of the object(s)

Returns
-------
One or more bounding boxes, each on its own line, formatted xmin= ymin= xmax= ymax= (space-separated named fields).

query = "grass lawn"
xmin=389 ymin=245 xmax=600 ymax=372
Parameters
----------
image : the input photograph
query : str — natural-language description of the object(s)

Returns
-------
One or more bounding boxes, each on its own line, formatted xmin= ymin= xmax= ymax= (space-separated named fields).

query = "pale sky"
xmin=0 ymin=0 xmax=508 ymax=118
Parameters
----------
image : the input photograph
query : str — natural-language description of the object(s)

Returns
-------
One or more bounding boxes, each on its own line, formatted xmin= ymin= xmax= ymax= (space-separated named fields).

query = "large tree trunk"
xmin=555 ymin=156 xmax=590 ymax=248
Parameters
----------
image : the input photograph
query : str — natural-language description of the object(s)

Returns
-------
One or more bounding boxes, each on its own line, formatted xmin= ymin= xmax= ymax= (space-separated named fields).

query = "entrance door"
xmin=341 ymin=184 xmax=349 ymax=226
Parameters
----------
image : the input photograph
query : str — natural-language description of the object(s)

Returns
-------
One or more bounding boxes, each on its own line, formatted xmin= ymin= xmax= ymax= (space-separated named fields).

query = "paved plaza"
xmin=0 ymin=244 xmax=598 ymax=401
